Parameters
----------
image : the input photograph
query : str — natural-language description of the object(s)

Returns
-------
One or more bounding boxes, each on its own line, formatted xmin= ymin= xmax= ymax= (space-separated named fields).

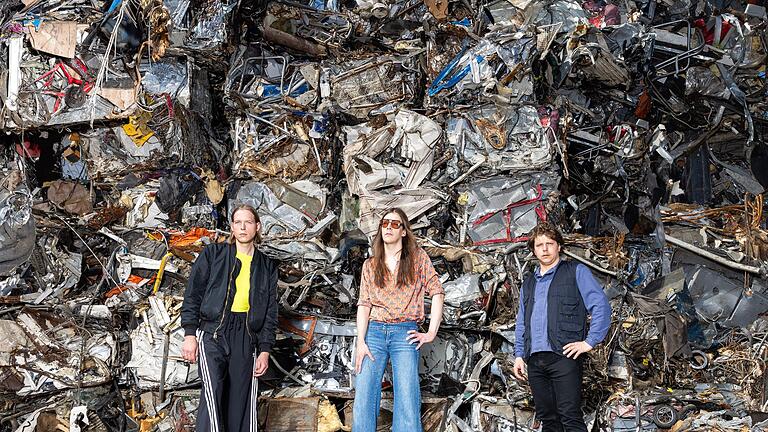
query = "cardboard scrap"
xmin=28 ymin=21 xmax=77 ymax=59
xmin=424 ymin=0 xmax=449 ymax=20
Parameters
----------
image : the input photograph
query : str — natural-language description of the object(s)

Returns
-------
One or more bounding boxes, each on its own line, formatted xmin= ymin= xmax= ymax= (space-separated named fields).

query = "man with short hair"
xmin=512 ymin=222 xmax=611 ymax=432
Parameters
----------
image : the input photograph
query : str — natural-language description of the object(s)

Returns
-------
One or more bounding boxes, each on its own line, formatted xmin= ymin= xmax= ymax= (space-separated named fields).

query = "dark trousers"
xmin=527 ymin=352 xmax=587 ymax=432
xmin=196 ymin=313 xmax=259 ymax=432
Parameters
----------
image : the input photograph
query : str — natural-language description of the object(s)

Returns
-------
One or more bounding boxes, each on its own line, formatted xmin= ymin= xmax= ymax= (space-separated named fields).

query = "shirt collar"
xmin=534 ymin=258 xmax=562 ymax=280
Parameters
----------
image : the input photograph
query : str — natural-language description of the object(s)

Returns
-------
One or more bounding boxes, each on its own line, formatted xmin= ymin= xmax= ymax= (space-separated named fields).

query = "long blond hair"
xmin=228 ymin=204 xmax=263 ymax=244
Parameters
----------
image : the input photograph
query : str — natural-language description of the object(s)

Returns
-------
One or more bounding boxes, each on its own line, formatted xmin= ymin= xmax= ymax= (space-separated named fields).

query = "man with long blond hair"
xmin=181 ymin=203 xmax=278 ymax=432
xmin=353 ymin=208 xmax=446 ymax=432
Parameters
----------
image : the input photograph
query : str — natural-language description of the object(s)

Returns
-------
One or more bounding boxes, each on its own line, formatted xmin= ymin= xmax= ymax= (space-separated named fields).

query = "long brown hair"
xmin=228 ymin=204 xmax=263 ymax=244
xmin=371 ymin=208 xmax=418 ymax=288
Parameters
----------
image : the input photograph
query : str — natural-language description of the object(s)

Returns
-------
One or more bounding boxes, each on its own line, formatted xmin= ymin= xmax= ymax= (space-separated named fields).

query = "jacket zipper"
xmin=246 ymin=308 xmax=253 ymax=342
xmin=214 ymin=257 xmax=236 ymax=339
xmin=245 ymin=258 xmax=254 ymax=343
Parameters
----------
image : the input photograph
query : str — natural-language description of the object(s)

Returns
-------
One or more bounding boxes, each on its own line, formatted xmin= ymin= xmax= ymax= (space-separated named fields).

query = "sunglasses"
xmin=380 ymin=219 xmax=403 ymax=229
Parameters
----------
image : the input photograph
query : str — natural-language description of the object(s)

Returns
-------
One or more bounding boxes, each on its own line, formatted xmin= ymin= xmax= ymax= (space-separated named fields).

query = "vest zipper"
xmin=213 ymin=259 xmax=236 ymax=339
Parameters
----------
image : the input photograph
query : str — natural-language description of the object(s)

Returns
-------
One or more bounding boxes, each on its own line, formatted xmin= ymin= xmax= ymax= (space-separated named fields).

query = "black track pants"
xmin=196 ymin=313 xmax=259 ymax=432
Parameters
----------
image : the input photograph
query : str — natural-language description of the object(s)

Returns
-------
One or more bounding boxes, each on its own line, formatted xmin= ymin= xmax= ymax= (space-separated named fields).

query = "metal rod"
xmin=159 ymin=331 xmax=170 ymax=401
xmin=449 ymin=158 xmax=485 ymax=187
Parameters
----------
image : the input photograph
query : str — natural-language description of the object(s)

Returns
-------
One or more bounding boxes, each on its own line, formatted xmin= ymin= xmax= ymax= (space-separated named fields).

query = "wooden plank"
xmin=264 ymin=397 xmax=320 ymax=432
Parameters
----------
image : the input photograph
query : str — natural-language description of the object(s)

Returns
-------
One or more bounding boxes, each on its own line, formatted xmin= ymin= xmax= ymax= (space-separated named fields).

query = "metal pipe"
xmin=262 ymin=24 xmax=327 ymax=57
xmin=665 ymin=234 xmax=763 ymax=275
xmin=562 ymin=249 xmax=619 ymax=277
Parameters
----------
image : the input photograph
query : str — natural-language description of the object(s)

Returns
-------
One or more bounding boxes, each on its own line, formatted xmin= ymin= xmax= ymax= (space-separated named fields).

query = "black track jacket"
xmin=181 ymin=243 xmax=279 ymax=353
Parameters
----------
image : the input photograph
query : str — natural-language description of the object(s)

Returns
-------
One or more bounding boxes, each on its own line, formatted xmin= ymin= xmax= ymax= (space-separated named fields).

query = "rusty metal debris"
xmin=1 ymin=0 xmax=768 ymax=430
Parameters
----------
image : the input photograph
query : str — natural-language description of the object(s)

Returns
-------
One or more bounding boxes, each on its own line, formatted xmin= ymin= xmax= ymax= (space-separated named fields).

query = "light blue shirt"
xmin=514 ymin=260 xmax=612 ymax=358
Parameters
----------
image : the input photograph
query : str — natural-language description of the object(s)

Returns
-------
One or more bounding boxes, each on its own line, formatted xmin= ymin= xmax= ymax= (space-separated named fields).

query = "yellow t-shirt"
xmin=231 ymin=251 xmax=252 ymax=312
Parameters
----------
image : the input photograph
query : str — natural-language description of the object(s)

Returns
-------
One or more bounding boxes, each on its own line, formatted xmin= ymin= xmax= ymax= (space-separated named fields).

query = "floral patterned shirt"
xmin=358 ymin=248 xmax=444 ymax=322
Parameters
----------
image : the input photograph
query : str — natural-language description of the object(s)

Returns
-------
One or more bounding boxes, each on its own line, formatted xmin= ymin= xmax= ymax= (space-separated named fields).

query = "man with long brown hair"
xmin=353 ymin=208 xmax=445 ymax=432
xmin=180 ymin=204 xmax=278 ymax=432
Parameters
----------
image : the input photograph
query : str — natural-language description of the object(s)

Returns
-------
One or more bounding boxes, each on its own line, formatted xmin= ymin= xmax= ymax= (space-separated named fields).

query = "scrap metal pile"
xmin=1 ymin=0 xmax=768 ymax=430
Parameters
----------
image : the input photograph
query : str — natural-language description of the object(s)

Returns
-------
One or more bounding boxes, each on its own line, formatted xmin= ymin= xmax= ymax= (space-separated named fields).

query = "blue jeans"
xmin=353 ymin=321 xmax=421 ymax=432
